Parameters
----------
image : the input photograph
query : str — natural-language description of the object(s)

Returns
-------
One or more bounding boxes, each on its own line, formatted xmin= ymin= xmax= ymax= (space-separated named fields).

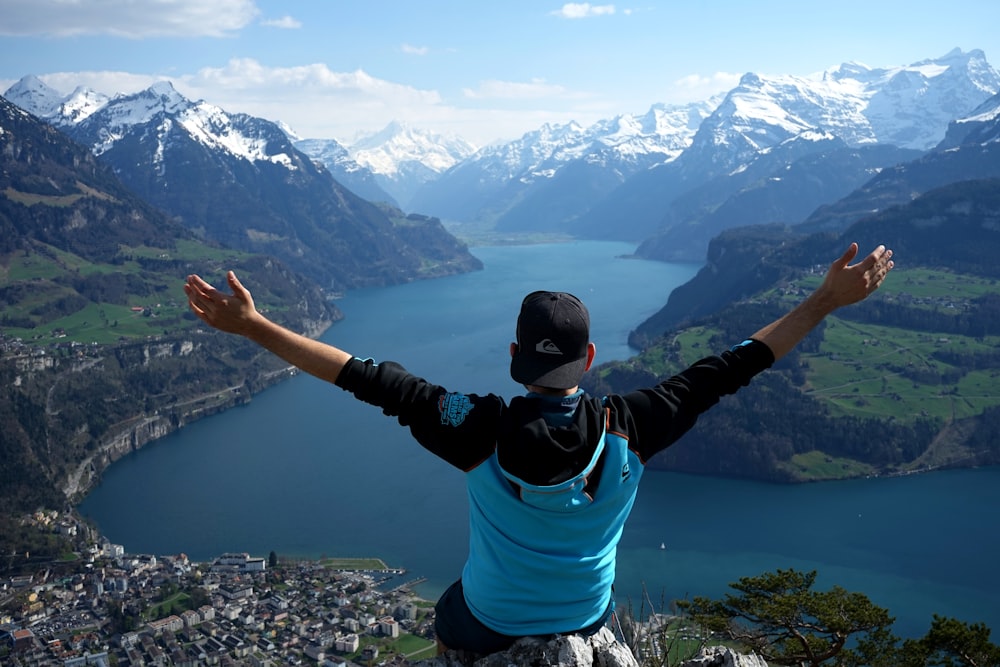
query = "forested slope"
xmin=586 ymin=179 xmax=1000 ymax=481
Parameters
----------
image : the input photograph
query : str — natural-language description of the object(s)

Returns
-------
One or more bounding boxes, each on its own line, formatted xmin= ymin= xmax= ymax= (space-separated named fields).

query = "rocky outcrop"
xmin=413 ymin=633 xmax=771 ymax=667
xmin=679 ymin=646 xmax=769 ymax=667
xmin=416 ymin=628 xmax=639 ymax=667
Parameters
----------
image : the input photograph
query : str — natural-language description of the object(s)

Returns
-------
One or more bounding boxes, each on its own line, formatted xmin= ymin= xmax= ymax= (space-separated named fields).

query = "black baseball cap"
xmin=510 ymin=291 xmax=591 ymax=390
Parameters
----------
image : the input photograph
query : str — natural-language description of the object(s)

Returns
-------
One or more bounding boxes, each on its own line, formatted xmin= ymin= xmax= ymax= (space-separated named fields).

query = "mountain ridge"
xmin=3 ymin=78 xmax=483 ymax=292
xmin=585 ymin=177 xmax=1000 ymax=482
xmin=11 ymin=49 xmax=997 ymax=265
xmin=570 ymin=49 xmax=1000 ymax=249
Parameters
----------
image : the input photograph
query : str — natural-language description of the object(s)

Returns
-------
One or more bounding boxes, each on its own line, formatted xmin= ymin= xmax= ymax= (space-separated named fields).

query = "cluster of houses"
xmin=2 ymin=514 xmax=436 ymax=666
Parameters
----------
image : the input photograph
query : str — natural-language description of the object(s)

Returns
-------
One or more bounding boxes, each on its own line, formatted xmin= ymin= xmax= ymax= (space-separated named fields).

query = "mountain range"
xmin=8 ymin=48 xmax=997 ymax=267
xmin=286 ymin=49 xmax=1000 ymax=261
xmin=3 ymin=77 xmax=482 ymax=292
xmin=302 ymin=49 xmax=1000 ymax=262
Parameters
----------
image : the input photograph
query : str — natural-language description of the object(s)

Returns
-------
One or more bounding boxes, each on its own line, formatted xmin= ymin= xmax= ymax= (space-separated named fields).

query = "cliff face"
xmin=1 ymin=330 xmax=307 ymax=512
xmin=63 ymin=412 xmax=186 ymax=500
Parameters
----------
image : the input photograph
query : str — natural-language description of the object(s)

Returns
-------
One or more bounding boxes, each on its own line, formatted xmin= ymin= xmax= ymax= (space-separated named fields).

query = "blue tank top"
xmin=461 ymin=407 xmax=644 ymax=636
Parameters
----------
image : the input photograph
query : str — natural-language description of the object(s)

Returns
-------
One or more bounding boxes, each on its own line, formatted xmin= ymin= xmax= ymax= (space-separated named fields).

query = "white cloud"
xmin=6 ymin=60 xmax=608 ymax=146
xmin=401 ymin=43 xmax=430 ymax=56
xmin=672 ymin=71 xmax=743 ymax=101
xmin=185 ymin=58 xmax=440 ymax=102
xmin=168 ymin=58 xmax=458 ymax=141
xmin=0 ymin=0 xmax=259 ymax=38
xmin=260 ymin=15 xmax=302 ymax=29
xmin=551 ymin=3 xmax=616 ymax=19
xmin=463 ymin=78 xmax=572 ymax=100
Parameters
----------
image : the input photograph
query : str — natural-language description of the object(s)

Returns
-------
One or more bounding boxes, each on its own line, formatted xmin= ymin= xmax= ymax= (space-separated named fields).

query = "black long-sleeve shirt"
xmin=334 ymin=338 xmax=775 ymax=481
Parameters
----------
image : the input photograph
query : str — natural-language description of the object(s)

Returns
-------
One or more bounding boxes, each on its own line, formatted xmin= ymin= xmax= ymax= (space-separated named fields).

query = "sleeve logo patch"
xmin=439 ymin=392 xmax=473 ymax=427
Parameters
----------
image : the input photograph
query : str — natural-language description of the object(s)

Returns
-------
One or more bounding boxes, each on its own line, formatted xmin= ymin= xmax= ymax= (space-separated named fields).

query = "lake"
xmin=79 ymin=240 xmax=1000 ymax=639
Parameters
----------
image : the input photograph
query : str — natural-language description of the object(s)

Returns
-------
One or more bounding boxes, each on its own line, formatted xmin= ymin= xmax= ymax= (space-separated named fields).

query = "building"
xmin=7 ymin=628 xmax=37 ymax=653
xmin=378 ymin=616 xmax=399 ymax=638
xmin=396 ymin=603 xmax=418 ymax=621
xmin=335 ymin=633 xmax=359 ymax=653
xmin=212 ymin=552 xmax=267 ymax=573
xmin=304 ymin=643 xmax=325 ymax=662
xmin=147 ymin=614 xmax=184 ymax=635
xmin=102 ymin=543 xmax=124 ymax=559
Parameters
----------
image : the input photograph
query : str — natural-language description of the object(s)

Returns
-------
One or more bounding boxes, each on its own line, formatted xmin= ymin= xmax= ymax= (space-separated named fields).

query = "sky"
xmin=1 ymin=0 xmax=999 ymax=147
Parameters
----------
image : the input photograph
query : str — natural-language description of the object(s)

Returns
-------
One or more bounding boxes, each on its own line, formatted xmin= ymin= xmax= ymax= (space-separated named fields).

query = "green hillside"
xmin=588 ymin=179 xmax=1000 ymax=481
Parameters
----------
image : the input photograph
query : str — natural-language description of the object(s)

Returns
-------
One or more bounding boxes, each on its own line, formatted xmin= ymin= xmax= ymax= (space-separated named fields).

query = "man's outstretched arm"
xmin=752 ymin=243 xmax=894 ymax=362
xmin=184 ymin=271 xmax=352 ymax=384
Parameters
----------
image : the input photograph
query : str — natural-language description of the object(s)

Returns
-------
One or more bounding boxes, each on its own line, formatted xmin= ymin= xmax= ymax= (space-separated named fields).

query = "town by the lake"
xmin=1 ymin=509 xmax=441 ymax=666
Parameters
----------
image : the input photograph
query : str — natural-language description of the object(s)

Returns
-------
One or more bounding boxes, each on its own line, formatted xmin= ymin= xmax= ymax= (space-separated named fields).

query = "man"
xmin=184 ymin=242 xmax=894 ymax=656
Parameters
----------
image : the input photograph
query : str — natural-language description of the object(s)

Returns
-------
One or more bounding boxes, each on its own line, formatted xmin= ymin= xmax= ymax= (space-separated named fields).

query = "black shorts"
xmin=433 ymin=579 xmax=613 ymax=655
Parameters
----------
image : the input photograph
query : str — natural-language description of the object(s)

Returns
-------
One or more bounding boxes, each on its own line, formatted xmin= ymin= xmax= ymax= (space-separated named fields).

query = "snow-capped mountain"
xmin=566 ymin=48 xmax=1000 ymax=253
xmin=291 ymin=137 xmax=397 ymax=207
xmin=405 ymin=48 xmax=998 ymax=249
xmin=2 ymin=76 xmax=482 ymax=290
xmin=7 ymin=48 xmax=998 ymax=266
xmin=5 ymin=74 xmax=113 ymax=126
xmin=56 ymin=85 xmax=111 ymax=125
xmin=792 ymin=89 xmax=1000 ymax=237
xmin=2 ymin=74 xmax=69 ymax=120
xmin=327 ymin=121 xmax=478 ymax=209
xmin=682 ymin=48 xmax=1000 ymax=175
xmin=939 ymin=89 xmax=1000 ymax=148
xmin=63 ymin=81 xmax=302 ymax=168
xmin=408 ymin=97 xmax=721 ymax=228
xmin=351 ymin=120 xmax=477 ymax=174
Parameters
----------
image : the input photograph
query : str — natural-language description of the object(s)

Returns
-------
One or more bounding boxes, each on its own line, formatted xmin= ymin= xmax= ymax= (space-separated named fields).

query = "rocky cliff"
xmin=414 ymin=630 xmax=767 ymax=667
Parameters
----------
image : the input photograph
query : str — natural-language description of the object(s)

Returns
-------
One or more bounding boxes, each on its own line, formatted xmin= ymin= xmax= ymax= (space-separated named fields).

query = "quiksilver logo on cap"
xmin=535 ymin=339 xmax=563 ymax=355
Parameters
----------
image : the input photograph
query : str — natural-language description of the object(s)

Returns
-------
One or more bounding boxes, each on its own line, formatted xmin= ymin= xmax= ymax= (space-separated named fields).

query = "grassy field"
xmin=0 ymin=240 xmax=262 ymax=344
xmin=885 ymin=268 xmax=999 ymax=300
xmin=146 ymin=591 xmax=192 ymax=619
xmin=350 ymin=632 xmax=436 ymax=663
xmin=796 ymin=266 xmax=1000 ymax=301
xmin=669 ymin=268 xmax=1000 ymax=426
xmin=319 ymin=557 xmax=390 ymax=570
xmin=778 ymin=450 xmax=878 ymax=480
xmin=636 ymin=266 xmax=1000 ymax=479
xmin=608 ymin=268 xmax=1000 ymax=430
xmin=804 ymin=316 xmax=999 ymax=424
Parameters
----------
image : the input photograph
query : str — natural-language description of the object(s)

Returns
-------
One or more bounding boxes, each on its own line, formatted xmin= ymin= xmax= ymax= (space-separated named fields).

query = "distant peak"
xmin=131 ymin=80 xmax=191 ymax=114
xmin=3 ymin=75 xmax=65 ymax=118
xmin=6 ymin=74 xmax=57 ymax=96
xmin=277 ymin=120 xmax=302 ymax=141
xmin=916 ymin=48 xmax=974 ymax=65
xmin=15 ymin=74 xmax=48 ymax=87
xmin=148 ymin=80 xmax=184 ymax=101
xmin=149 ymin=80 xmax=176 ymax=93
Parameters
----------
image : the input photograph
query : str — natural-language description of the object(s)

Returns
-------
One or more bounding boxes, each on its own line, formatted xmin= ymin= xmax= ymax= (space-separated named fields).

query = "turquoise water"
xmin=79 ymin=241 xmax=1000 ymax=639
